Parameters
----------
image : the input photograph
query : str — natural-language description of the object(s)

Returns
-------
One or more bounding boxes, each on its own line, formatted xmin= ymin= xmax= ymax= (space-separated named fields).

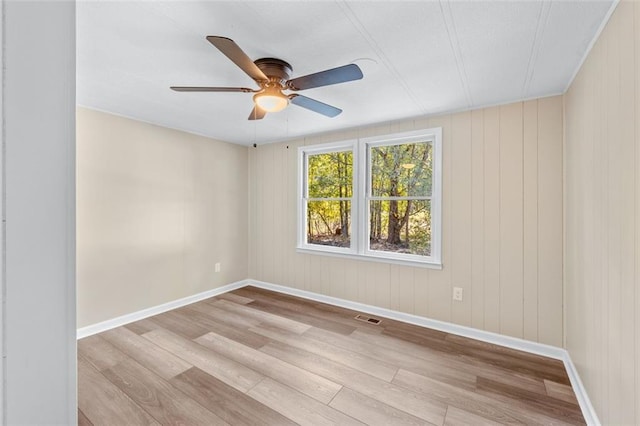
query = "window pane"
xmin=308 ymin=151 xmax=353 ymax=199
xmin=307 ymin=200 xmax=351 ymax=248
xmin=370 ymin=142 xmax=432 ymax=197
xmin=369 ymin=199 xmax=431 ymax=256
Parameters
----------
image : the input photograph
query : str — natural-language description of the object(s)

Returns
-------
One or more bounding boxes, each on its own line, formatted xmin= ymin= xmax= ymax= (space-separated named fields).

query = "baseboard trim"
xmin=246 ymin=279 xmax=600 ymax=426
xmin=562 ymin=352 xmax=600 ymax=425
xmin=76 ymin=279 xmax=250 ymax=339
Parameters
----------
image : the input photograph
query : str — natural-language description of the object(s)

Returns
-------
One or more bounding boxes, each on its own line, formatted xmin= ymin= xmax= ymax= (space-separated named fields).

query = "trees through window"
xmin=368 ymin=141 xmax=433 ymax=257
xmin=298 ymin=128 xmax=442 ymax=267
xmin=306 ymin=150 xmax=352 ymax=248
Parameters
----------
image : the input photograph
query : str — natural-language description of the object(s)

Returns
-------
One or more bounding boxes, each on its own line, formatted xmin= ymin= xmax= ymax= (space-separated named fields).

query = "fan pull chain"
xmin=253 ymin=113 xmax=257 ymax=147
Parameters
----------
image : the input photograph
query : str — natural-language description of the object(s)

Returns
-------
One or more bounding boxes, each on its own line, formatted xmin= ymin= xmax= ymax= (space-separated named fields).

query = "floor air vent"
xmin=354 ymin=314 xmax=382 ymax=325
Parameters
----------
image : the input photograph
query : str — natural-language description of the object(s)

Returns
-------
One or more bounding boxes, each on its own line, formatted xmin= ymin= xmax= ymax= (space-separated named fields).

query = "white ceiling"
xmin=77 ymin=0 xmax=614 ymax=146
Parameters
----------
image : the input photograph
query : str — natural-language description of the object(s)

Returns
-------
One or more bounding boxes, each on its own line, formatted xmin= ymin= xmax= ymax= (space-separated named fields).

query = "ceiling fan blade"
xmin=290 ymin=94 xmax=342 ymax=118
xmin=248 ymin=105 xmax=266 ymax=120
xmin=170 ymin=86 xmax=256 ymax=93
xmin=287 ymin=64 xmax=363 ymax=91
xmin=206 ymin=36 xmax=268 ymax=82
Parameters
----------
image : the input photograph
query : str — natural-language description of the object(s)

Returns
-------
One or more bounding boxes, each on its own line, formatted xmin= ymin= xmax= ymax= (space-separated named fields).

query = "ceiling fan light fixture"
xmin=253 ymin=88 xmax=289 ymax=112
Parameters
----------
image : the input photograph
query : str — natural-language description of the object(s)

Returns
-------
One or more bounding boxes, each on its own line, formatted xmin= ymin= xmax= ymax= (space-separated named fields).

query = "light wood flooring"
xmin=78 ymin=286 xmax=585 ymax=425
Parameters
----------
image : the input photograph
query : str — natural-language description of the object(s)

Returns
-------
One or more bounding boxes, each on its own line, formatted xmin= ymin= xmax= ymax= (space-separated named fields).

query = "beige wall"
xmin=77 ymin=108 xmax=248 ymax=327
xmin=249 ymin=97 xmax=563 ymax=346
xmin=564 ymin=1 xmax=639 ymax=424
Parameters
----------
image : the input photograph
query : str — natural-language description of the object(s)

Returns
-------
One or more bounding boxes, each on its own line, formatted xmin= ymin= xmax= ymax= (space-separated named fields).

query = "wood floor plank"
xmin=381 ymin=321 xmax=568 ymax=386
xmin=247 ymin=299 xmax=357 ymax=335
xmin=393 ymin=368 xmax=576 ymax=425
xmin=233 ymin=287 xmax=358 ymax=334
xmin=124 ymin=318 xmax=161 ymax=335
xmin=474 ymin=368 xmax=547 ymax=396
xmin=189 ymin=300 xmax=261 ymax=329
xmin=103 ymin=358 xmax=228 ymax=425
xmin=247 ymin=378 xmax=364 ymax=426
xmin=78 ymin=334 xmax=128 ymax=372
xmin=170 ymin=367 xmax=297 ymax=426
xmin=329 ymin=387 xmax=433 ymax=426
xmin=78 ymin=356 xmax=159 ymax=426
xmin=78 ymin=409 xmax=93 ymax=426
xmin=444 ymin=405 xmax=503 ymax=426
xmin=142 ymin=328 xmax=264 ymax=393
xmin=381 ymin=322 xmax=449 ymax=341
xmin=306 ymin=326 xmax=484 ymax=390
xmin=260 ymin=340 xmax=447 ymax=425
xmin=544 ymin=380 xmax=580 ymax=405
xmin=382 ymin=326 xmax=569 ymax=387
xmin=455 ymin=347 xmax=570 ymax=386
xmin=415 ymin=333 xmax=570 ymax=385
xmin=235 ymin=287 xmax=383 ymax=333
xmin=212 ymin=298 xmax=311 ymax=334
xmin=352 ymin=327 xmax=548 ymax=395
xmin=349 ymin=329 xmax=478 ymax=389
xmin=150 ymin=310 xmax=211 ymax=339
xmin=237 ymin=287 xmax=457 ymax=340
xmin=172 ymin=304 xmax=268 ymax=349
xmin=445 ymin=333 xmax=565 ymax=367
xmin=195 ymin=331 xmax=342 ymax=404
xmin=251 ymin=323 xmax=398 ymax=382
xmin=475 ymin=376 xmax=585 ymax=424
xmin=101 ymin=326 xmax=192 ymax=380
xmin=216 ymin=292 xmax=254 ymax=304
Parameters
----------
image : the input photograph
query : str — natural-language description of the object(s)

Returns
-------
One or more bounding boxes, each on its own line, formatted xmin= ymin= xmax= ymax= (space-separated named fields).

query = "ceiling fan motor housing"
xmin=254 ymin=58 xmax=292 ymax=85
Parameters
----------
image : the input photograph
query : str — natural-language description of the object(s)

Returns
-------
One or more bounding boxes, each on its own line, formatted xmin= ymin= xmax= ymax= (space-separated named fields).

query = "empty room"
xmin=1 ymin=0 xmax=638 ymax=425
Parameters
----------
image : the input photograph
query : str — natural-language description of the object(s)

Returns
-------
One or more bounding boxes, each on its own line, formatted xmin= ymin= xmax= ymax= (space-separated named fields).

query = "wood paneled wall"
xmin=249 ymin=96 xmax=563 ymax=346
xmin=564 ymin=1 xmax=639 ymax=424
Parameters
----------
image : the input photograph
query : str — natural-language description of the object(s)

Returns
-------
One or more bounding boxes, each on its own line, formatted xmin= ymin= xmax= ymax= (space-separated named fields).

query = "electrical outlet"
xmin=215 ymin=262 xmax=221 ymax=273
xmin=453 ymin=287 xmax=463 ymax=301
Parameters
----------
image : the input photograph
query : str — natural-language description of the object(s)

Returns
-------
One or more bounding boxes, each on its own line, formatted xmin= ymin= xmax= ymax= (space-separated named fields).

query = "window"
xmin=304 ymin=146 xmax=354 ymax=252
xmin=298 ymin=128 xmax=442 ymax=268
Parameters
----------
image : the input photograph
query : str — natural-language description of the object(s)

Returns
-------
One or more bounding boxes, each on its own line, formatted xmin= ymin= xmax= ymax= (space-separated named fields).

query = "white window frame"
xmin=297 ymin=128 xmax=442 ymax=269
xmin=297 ymin=140 xmax=358 ymax=256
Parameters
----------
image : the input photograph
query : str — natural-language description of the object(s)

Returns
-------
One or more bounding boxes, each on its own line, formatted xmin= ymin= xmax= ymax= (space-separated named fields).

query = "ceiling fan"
xmin=170 ymin=36 xmax=364 ymax=120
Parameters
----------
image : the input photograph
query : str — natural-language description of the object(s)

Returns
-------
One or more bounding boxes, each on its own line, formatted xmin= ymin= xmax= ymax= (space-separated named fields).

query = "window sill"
xmin=295 ymin=247 xmax=443 ymax=269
